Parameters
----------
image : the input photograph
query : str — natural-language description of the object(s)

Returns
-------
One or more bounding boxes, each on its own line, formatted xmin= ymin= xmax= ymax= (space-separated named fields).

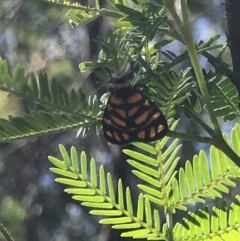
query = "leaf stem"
xmin=164 ymin=0 xmax=221 ymax=134
xmin=182 ymin=107 xmax=215 ymax=136
xmin=167 ymin=130 xmax=215 ymax=144
xmin=156 ymin=141 xmax=174 ymax=241
xmin=0 ymin=223 xmax=15 ymax=241
xmin=168 ymin=130 xmax=240 ymax=166
xmin=165 ymin=208 xmax=174 ymax=241
xmin=180 ymin=0 xmax=221 ymax=135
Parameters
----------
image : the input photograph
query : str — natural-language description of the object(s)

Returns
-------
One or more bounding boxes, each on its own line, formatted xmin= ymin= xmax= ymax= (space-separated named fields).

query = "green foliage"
xmin=161 ymin=35 xmax=223 ymax=69
xmin=173 ymin=198 xmax=240 ymax=241
xmin=67 ymin=9 xmax=100 ymax=26
xmin=1 ymin=0 xmax=240 ymax=240
xmin=0 ymin=0 xmax=238 ymax=145
xmin=44 ymin=0 xmax=123 ymax=26
xmin=0 ymin=59 xmax=101 ymax=141
xmin=0 ymin=60 xmax=94 ymax=112
xmin=209 ymin=76 xmax=240 ymax=121
xmin=146 ymin=69 xmax=194 ymax=119
xmin=48 ymin=123 xmax=240 ymax=240
xmin=49 ymin=145 xmax=166 ymax=240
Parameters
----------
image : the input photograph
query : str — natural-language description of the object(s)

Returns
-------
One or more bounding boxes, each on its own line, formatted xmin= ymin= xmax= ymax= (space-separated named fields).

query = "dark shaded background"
xmin=0 ymin=1 xmax=227 ymax=241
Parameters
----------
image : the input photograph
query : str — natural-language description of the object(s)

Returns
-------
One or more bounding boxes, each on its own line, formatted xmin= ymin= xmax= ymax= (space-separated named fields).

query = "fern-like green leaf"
xmin=124 ymin=122 xmax=240 ymax=212
xmin=123 ymin=120 xmax=181 ymax=207
xmin=161 ymin=35 xmax=222 ymax=69
xmin=48 ymin=145 xmax=167 ymax=240
xmin=146 ymin=69 xmax=194 ymax=119
xmin=0 ymin=60 xmax=102 ymax=142
xmin=173 ymin=195 xmax=240 ymax=241
xmin=67 ymin=9 xmax=100 ymax=27
xmin=170 ymin=123 xmax=240 ymax=210
xmin=209 ymin=76 xmax=240 ymax=121
xmin=0 ymin=60 xmax=91 ymax=112
xmin=0 ymin=110 xmax=100 ymax=142
xmin=45 ymin=0 xmax=124 ymax=27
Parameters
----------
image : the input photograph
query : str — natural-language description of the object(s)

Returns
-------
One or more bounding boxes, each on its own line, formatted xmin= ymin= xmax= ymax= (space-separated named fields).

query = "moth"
xmin=102 ymin=77 xmax=168 ymax=144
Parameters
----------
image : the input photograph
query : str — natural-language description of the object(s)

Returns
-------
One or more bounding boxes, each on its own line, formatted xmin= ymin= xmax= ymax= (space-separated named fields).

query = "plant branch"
xmin=165 ymin=208 xmax=174 ymax=241
xmin=179 ymin=0 xmax=221 ymax=135
xmin=43 ymin=0 xmax=101 ymax=11
xmin=167 ymin=130 xmax=214 ymax=144
xmin=164 ymin=0 xmax=221 ymax=136
xmin=156 ymin=141 xmax=174 ymax=241
xmin=43 ymin=0 xmax=124 ymax=18
xmin=182 ymin=107 xmax=215 ymax=137
xmin=0 ymin=223 xmax=15 ymax=241
xmin=164 ymin=0 xmax=240 ymax=167
xmin=168 ymin=130 xmax=240 ymax=166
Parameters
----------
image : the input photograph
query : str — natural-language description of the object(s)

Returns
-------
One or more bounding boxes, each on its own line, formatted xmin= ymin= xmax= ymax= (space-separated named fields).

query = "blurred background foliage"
xmin=0 ymin=0 xmax=228 ymax=241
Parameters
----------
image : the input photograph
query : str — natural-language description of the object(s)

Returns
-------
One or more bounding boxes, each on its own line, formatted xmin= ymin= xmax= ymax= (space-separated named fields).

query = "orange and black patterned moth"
xmin=102 ymin=77 xmax=168 ymax=144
